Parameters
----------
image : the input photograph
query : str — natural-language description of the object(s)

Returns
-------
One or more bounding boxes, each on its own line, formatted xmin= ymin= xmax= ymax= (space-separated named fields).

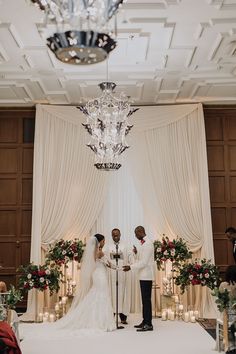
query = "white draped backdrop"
xmin=22 ymin=103 xmax=217 ymax=320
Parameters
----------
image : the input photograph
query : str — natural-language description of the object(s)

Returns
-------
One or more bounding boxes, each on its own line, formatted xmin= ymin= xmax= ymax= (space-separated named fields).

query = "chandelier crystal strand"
xmin=78 ymin=81 xmax=139 ymax=171
xmin=30 ymin=0 xmax=124 ymax=64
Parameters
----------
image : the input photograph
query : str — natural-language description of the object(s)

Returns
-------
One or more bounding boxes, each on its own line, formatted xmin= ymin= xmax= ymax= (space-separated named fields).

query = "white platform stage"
xmin=20 ymin=315 xmax=215 ymax=354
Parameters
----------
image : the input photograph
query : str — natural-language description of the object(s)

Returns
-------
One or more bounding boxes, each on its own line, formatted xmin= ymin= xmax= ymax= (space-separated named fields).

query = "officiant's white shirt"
xmin=131 ymin=237 xmax=155 ymax=281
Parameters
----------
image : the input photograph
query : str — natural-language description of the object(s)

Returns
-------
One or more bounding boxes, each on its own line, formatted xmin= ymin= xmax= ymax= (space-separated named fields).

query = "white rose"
xmin=40 ymin=277 xmax=45 ymax=283
xmin=189 ymin=275 xmax=193 ymax=280
xmin=62 ymin=250 xmax=66 ymax=255
xmin=27 ymin=274 xmax=32 ymax=279
xmin=156 ymin=248 xmax=161 ymax=252
xmin=45 ymin=269 xmax=50 ymax=275
xmin=164 ymin=250 xmax=168 ymax=256
xmin=29 ymin=281 xmax=34 ymax=286
xmin=204 ymin=273 xmax=209 ymax=278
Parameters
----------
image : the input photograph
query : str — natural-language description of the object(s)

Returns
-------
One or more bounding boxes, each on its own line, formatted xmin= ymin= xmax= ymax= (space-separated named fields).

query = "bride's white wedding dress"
xmin=22 ymin=238 xmax=115 ymax=340
xmin=56 ymin=258 xmax=116 ymax=331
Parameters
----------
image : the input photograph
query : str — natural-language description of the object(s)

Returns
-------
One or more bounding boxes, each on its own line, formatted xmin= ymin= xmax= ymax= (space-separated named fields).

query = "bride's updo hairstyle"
xmin=94 ymin=234 xmax=105 ymax=243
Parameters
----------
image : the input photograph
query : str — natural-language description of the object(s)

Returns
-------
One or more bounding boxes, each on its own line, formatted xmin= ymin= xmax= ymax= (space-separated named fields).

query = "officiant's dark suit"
xmin=225 ymin=227 xmax=236 ymax=263
xmin=124 ymin=226 xmax=155 ymax=332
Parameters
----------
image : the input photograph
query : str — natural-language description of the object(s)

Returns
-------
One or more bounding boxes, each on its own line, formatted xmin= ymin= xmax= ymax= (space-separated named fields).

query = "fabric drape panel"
xmin=22 ymin=103 xmax=216 ymax=320
xmin=93 ymin=103 xmax=216 ymax=317
xmin=22 ymin=105 xmax=108 ymax=320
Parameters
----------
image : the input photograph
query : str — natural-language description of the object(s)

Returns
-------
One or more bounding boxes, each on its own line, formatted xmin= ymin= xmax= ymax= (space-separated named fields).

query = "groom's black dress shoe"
xmin=136 ymin=324 xmax=153 ymax=332
xmin=134 ymin=323 xmax=144 ymax=329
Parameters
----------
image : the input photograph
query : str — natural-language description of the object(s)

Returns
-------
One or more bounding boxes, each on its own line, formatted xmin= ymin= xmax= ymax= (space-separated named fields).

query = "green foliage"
xmin=212 ymin=287 xmax=230 ymax=312
xmin=154 ymin=235 xmax=192 ymax=270
xmin=175 ymin=258 xmax=220 ymax=294
xmin=5 ymin=285 xmax=23 ymax=309
xmin=45 ymin=239 xmax=85 ymax=266
xmin=18 ymin=263 xmax=61 ymax=296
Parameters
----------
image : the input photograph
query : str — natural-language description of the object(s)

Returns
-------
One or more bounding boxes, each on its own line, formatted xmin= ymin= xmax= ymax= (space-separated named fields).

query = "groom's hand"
xmin=123 ymin=265 xmax=131 ymax=272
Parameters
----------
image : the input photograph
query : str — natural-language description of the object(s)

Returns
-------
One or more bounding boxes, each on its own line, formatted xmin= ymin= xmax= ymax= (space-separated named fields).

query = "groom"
xmin=123 ymin=226 xmax=154 ymax=332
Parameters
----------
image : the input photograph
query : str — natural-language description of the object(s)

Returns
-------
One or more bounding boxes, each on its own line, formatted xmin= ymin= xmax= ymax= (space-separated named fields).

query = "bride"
xmin=22 ymin=234 xmax=115 ymax=342
xmin=53 ymin=233 xmax=116 ymax=332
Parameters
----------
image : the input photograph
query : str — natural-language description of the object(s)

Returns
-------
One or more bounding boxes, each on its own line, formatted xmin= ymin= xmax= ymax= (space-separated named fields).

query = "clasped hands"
xmin=123 ymin=265 xmax=131 ymax=272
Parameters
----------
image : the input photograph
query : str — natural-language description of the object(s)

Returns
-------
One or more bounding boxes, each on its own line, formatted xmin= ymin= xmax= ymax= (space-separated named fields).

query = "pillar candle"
xmin=184 ymin=312 xmax=189 ymax=322
xmin=161 ymin=311 xmax=167 ymax=321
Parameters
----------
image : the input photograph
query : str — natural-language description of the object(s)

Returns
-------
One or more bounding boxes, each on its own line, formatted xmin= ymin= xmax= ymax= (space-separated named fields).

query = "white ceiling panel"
xmin=0 ymin=0 xmax=236 ymax=105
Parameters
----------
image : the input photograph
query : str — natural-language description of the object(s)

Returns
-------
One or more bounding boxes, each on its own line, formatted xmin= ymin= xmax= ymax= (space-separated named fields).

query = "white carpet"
xmin=20 ymin=315 xmax=216 ymax=354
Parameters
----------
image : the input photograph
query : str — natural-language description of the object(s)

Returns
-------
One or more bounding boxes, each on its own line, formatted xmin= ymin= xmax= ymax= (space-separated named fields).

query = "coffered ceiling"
xmin=0 ymin=0 xmax=236 ymax=106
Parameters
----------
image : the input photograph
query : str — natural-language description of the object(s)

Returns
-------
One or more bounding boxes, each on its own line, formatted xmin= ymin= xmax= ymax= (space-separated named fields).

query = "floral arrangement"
xmin=46 ymin=239 xmax=85 ymax=266
xmin=18 ymin=263 xmax=61 ymax=295
xmin=154 ymin=235 xmax=192 ymax=270
xmin=212 ymin=287 xmax=230 ymax=312
xmin=175 ymin=258 xmax=220 ymax=293
xmin=5 ymin=285 xmax=23 ymax=309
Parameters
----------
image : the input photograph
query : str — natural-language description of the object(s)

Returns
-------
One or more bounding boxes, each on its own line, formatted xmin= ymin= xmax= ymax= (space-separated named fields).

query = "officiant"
xmin=105 ymin=228 xmax=132 ymax=325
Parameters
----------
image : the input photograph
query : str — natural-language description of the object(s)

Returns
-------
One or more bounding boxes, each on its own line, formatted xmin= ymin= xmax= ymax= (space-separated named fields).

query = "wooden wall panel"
xmin=0 ymin=108 xmax=35 ymax=309
xmin=204 ymin=114 xmax=223 ymax=141
xmin=22 ymin=148 xmax=33 ymax=173
xmin=214 ymin=239 xmax=229 ymax=265
xmin=0 ymin=243 xmax=16 ymax=268
xmin=229 ymin=146 xmax=236 ymax=171
xmin=211 ymin=207 xmax=227 ymax=234
xmin=0 ymin=148 xmax=18 ymax=173
xmin=204 ymin=106 xmax=236 ymax=273
xmin=0 ymin=117 xmax=18 ymax=143
xmin=207 ymin=146 xmax=225 ymax=171
xmin=22 ymin=178 xmax=33 ymax=204
xmin=21 ymin=210 xmax=32 ymax=236
xmin=0 ymin=210 xmax=17 ymax=236
xmin=209 ymin=176 xmax=225 ymax=202
xmin=0 ymin=179 xmax=17 ymax=204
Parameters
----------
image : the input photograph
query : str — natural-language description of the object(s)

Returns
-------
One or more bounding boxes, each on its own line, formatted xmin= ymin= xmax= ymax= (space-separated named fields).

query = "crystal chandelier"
xmin=30 ymin=0 xmax=124 ymax=64
xmin=78 ymin=82 xmax=138 ymax=171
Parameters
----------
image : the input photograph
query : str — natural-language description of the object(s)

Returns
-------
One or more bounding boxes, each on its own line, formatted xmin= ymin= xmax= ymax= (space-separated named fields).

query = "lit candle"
xmin=44 ymin=311 xmax=49 ymax=318
xmin=167 ymin=308 xmax=172 ymax=320
xmin=184 ymin=312 xmax=189 ymax=322
xmin=193 ymin=310 xmax=199 ymax=319
xmin=179 ymin=304 xmax=184 ymax=311
xmin=55 ymin=304 xmax=59 ymax=311
xmin=190 ymin=316 xmax=196 ymax=323
xmin=170 ymin=311 xmax=175 ymax=321
xmin=38 ymin=312 xmax=43 ymax=322
xmin=49 ymin=314 xmax=55 ymax=322
xmin=161 ymin=311 xmax=167 ymax=321
xmin=62 ymin=296 xmax=67 ymax=304
xmin=72 ymin=260 xmax=75 ymax=282
xmin=189 ymin=310 xmax=194 ymax=317
xmin=43 ymin=315 xmax=48 ymax=322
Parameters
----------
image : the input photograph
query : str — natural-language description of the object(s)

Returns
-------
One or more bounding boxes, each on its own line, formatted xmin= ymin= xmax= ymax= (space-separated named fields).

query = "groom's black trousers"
xmin=140 ymin=280 xmax=152 ymax=326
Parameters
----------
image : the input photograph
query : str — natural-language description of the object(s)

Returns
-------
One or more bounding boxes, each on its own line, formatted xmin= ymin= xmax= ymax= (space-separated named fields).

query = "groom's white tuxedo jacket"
xmin=131 ymin=236 xmax=155 ymax=281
